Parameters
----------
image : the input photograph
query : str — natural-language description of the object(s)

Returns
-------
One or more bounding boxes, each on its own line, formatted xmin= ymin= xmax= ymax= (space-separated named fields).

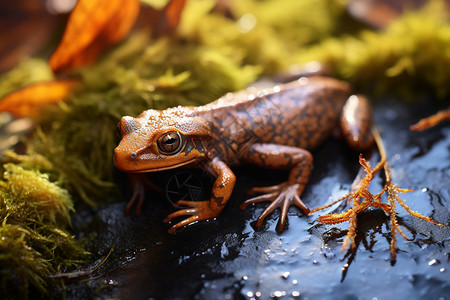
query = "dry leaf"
xmin=0 ymin=80 xmax=79 ymax=117
xmin=165 ymin=0 xmax=187 ymax=31
xmin=410 ymin=109 xmax=450 ymax=131
xmin=49 ymin=0 xmax=140 ymax=74
xmin=152 ymin=0 xmax=187 ymax=37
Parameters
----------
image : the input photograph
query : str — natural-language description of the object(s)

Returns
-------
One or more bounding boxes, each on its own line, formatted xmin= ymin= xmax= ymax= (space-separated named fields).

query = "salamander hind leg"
xmin=240 ymin=144 xmax=313 ymax=232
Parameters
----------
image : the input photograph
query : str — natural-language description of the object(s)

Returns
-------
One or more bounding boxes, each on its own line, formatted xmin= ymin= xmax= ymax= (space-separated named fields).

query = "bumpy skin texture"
xmin=114 ymin=76 xmax=374 ymax=233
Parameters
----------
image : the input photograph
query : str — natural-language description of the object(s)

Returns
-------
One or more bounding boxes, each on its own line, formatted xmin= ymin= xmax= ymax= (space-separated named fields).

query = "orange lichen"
xmin=311 ymin=129 xmax=447 ymax=263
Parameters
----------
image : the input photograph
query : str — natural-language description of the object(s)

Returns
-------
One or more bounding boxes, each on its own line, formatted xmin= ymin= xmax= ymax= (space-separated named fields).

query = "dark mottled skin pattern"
xmin=197 ymin=77 xmax=353 ymax=165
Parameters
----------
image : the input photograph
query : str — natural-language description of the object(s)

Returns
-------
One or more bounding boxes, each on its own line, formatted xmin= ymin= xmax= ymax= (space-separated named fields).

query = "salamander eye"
xmin=157 ymin=131 xmax=184 ymax=155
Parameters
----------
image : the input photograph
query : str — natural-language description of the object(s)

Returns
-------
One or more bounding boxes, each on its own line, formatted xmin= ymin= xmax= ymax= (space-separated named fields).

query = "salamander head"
xmin=114 ymin=107 xmax=211 ymax=173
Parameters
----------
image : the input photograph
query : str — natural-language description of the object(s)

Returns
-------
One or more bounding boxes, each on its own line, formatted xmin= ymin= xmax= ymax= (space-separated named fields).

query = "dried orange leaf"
xmin=49 ymin=0 xmax=140 ymax=74
xmin=0 ymin=80 xmax=79 ymax=117
xmin=153 ymin=0 xmax=187 ymax=37
xmin=410 ymin=109 xmax=450 ymax=131
xmin=165 ymin=0 xmax=187 ymax=30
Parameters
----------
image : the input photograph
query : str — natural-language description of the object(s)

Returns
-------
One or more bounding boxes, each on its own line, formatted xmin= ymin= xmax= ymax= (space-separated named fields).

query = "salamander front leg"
xmin=240 ymin=144 xmax=313 ymax=232
xmin=164 ymin=157 xmax=236 ymax=233
xmin=125 ymin=173 xmax=163 ymax=215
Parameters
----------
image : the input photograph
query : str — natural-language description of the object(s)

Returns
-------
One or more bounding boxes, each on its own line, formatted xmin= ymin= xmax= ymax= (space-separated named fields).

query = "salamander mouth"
xmin=125 ymin=159 xmax=198 ymax=173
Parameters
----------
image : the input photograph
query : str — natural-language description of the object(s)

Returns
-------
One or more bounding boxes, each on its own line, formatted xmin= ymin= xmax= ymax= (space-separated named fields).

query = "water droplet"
xmin=108 ymin=279 xmax=116 ymax=285
xmin=221 ymin=243 xmax=229 ymax=258
xmin=271 ymin=291 xmax=286 ymax=298
xmin=281 ymin=272 xmax=290 ymax=279
xmin=292 ymin=291 xmax=300 ymax=297
xmin=428 ymin=259 xmax=440 ymax=266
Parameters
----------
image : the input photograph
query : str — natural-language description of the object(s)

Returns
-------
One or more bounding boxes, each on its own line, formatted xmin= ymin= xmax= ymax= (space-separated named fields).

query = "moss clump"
xmin=0 ymin=58 xmax=55 ymax=98
xmin=179 ymin=0 xmax=356 ymax=75
xmin=0 ymin=154 xmax=89 ymax=299
xmin=3 ymin=163 xmax=73 ymax=224
xmin=296 ymin=0 xmax=450 ymax=98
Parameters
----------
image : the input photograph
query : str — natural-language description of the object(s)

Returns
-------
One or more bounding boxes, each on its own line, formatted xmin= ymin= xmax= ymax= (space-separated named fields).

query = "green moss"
xmin=232 ymin=0 xmax=353 ymax=45
xmin=0 ymin=58 xmax=54 ymax=98
xmin=179 ymin=0 xmax=358 ymax=75
xmin=296 ymin=0 xmax=450 ymax=98
xmin=3 ymin=163 xmax=73 ymax=224
xmin=0 ymin=156 xmax=89 ymax=298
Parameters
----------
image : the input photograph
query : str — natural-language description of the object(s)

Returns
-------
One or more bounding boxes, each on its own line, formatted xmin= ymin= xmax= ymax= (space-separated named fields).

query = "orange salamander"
xmin=114 ymin=76 xmax=374 ymax=233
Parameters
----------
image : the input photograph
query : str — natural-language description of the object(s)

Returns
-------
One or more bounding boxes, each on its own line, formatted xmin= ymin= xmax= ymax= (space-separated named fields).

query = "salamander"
xmin=114 ymin=76 xmax=374 ymax=233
